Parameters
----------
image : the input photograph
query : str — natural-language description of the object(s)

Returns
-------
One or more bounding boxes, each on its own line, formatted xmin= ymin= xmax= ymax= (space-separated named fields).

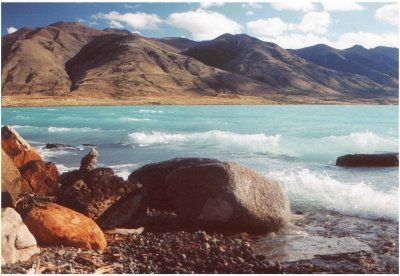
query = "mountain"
xmin=183 ymin=34 xmax=398 ymax=102
xmin=1 ymin=22 xmax=398 ymax=104
xmin=291 ymin=44 xmax=398 ymax=87
xmin=155 ymin=37 xmax=198 ymax=51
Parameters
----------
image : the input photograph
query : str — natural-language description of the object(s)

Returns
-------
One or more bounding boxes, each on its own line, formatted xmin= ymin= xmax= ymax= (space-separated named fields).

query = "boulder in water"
xmin=336 ymin=153 xmax=399 ymax=167
xmin=165 ymin=161 xmax=291 ymax=232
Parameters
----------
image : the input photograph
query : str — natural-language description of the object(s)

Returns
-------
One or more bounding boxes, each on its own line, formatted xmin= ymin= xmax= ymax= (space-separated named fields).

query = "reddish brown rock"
xmin=1 ymin=126 xmax=43 ymax=168
xmin=1 ymin=149 xmax=21 ymax=207
xmin=24 ymin=203 xmax=107 ymax=250
xmin=19 ymin=160 xmax=60 ymax=195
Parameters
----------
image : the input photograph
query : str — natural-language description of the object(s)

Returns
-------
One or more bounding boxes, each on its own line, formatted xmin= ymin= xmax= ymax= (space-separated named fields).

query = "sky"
xmin=1 ymin=1 xmax=399 ymax=49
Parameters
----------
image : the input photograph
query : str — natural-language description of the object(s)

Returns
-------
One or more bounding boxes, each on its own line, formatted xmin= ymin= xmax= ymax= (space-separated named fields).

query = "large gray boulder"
xmin=128 ymin=158 xmax=219 ymax=211
xmin=165 ymin=161 xmax=290 ymax=232
xmin=129 ymin=158 xmax=290 ymax=232
xmin=1 ymin=208 xmax=39 ymax=264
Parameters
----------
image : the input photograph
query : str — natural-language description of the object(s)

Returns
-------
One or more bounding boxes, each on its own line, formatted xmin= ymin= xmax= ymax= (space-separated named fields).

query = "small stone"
xmin=243 ymin=242 xmax=251 ymax=247
xmin=234 ymin=238 xmax=242 ymax=245
xmin=237 ymin=257 xmax=245 ymax=263
xmin=204 ymin=242 xmax=211 ymax=249
xmin=181 ymin=254 xmax=186 ymax=260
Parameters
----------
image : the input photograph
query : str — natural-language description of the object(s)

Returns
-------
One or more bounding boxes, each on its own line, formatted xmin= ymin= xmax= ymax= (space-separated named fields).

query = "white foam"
xmin=39 ymin=148 xmax=77 ymax=159
xmin=106 ymin=163 xmax=138 ymax=169
xmin=47 ymin=126 xmax=101 ymax=132
xmin=114 ymin=170 xmax=131 ymax=180
xmin=12 ymin=125 xmax=33 ymax=129
xmin=138 ymin=109 xmax=164 ymax=114
xmin=55 ymin=164 xmax=79 ymax=174
xmin=119 ymin=117 xmax=151 ymax=122
xmin=128 ymin=130 xmax=281 ymax=153
xmin=267 ymin=168 xmax=399 ymax=221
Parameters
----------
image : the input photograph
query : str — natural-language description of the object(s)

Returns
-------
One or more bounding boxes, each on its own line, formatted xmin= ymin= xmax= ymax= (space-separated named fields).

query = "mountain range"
xmin=2 ymin=22 xmax=398 ymax=104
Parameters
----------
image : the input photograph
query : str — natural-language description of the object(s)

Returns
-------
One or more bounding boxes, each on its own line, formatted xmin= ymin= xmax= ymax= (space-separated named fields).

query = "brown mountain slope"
xmin=183 ymin=34 xmax=398 ymax=102
xmin=1 ymin=22 xmax=398 ymax=104
xmin=1 ymin=22 xmax=106 ymax=95
xmin=65 ymin=33 xmax=278 ymax=98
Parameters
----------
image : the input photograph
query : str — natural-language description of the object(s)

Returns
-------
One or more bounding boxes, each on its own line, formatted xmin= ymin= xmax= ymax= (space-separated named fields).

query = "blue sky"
xmin=1 ymin=1 xmax=399 ymax=49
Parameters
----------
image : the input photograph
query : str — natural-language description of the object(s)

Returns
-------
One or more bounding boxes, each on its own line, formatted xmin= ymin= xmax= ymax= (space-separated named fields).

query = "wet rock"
xmin=45 ymin=143 xmax=76 ymax=149
xmin=19 ymin=160 xmax=59 ymax=195
xmin=128 ymin=158 xmax=219 ymax=211
xmin=24 ymin=203 xmax=107 ymax=250
xmin=1 ymin=149 xmax=21 ymax=207
xmin=166 ymin=161 xmax=290 ymax=232
xmin=336 ymin=153 xmax=399 ymax=167
xmin=1 ymin=125 xmax=42 ymax=168
xmin=1 ymin=208 xmax=39 ymax=264
xmin=80 ymin=148 xmax=98 ymax=172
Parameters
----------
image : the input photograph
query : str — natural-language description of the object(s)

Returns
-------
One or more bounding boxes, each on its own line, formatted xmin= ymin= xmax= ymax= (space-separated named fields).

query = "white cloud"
xmin=76 ymin=18 xmax=85 ymax=23
xmin=246 ymin=11 xmax=254 ymax=16
xmin=270 ymin=1 xmax=316 ymax=12
xmin=297 ymin=11 xmax=331 ymax=34
xmin=322 ymin=1 xmax=365 ymax=12
xmin=167 ymin=9 xmax=242 ymax=40
xmin=92 ymin=11 xmax=162 ymax=30
xmin=109 ymin=20 xmax=124 ymax=29
xmin=7 ymin=27 xmax=18 ymax=34
xmin=200 ymin=2 xmax=225 ymax=9
xmin=123 ymin=4 xmax=140 ymax=9
xmin=247 ymin=17 xmax=293 ymax=37
xmin=375 ymin=3 xmax=399 ymax=25
xmin=332 ymin=31 xmax=399 ymax=49
xmin=242 ymin=2 xmax=263 ymax=9
xmin=247 ymin=12 xmax=330 ymax=37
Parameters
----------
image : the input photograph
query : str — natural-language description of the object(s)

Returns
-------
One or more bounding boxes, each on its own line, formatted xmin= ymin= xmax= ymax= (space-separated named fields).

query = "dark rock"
xmin=336 ymin=153 xmax=399 ymax=167
xmin=97 ymin=188 xmax=147 ymax=228
xmin=1 ymin=149 xmax=21 ymax=207
xmin=128 ymin=158 xmax=219 ymax=211
xmin=165 ymin=161 xmax=291 ymax=232
xmin=45 ymin=143 xmax=75 ymax=149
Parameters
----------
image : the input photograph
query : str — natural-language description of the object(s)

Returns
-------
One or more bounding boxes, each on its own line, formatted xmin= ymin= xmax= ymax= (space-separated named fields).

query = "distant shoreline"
xmin=2 ymin=95 xmax=397 ymax=107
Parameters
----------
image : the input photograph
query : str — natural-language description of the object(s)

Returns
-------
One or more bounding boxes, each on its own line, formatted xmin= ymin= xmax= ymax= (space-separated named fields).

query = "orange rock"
xmin=1 ymin=149 xmax=21 ymax=207
xmin=1 ymin=126 xmax=43 ymax=168
xmin=20 ymin=160 xmax=60 ymax=195
xmin=24 ymin=203 xmax=107 ymax=250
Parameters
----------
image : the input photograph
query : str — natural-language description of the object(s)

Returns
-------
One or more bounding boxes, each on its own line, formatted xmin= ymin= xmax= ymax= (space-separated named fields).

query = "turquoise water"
xmin=2 ymin=105 xmax=399 ymax=221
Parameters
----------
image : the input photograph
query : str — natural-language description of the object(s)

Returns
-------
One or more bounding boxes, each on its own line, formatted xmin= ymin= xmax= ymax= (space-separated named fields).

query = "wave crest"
xmin=267 ymin=168 xmax=399 ymax=221
xmin=48 ymin=126 xmax=101 ymax=132
xmin=128 ymin=130 xmax=281 ymax=153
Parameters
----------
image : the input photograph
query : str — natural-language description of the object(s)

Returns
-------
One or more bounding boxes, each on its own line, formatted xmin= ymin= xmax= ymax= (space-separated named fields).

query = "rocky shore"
xmin=1 ymin=125 xmax=399 ymax=274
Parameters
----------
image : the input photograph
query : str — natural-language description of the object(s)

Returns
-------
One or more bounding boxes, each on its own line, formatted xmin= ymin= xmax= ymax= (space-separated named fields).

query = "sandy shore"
xmin=2 ymin=94 xmax=389 ymax=107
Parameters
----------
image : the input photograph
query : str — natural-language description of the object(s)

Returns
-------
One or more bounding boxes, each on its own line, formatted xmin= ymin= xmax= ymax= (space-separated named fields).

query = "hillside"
xmin=1 ymin=22 xmax=398 ymax=105
xmin=183 ymin=34 xmax=398 ymax=102
xmin=291 ymin=44 xmax=398 ymax=87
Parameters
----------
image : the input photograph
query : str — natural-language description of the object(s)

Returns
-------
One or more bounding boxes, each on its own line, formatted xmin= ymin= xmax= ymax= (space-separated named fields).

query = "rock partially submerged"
xmin=24 ymin=203 xmax=107 ymax=250
xmin=1 ymin=208 xmax=39 ymax=264
xmin=336 ymin=153 xmax=399 ymax=167
xmin=129 ymin=158 xmax=291 ymax=232
xmin=45 ymin=143 xmax=76 ymax=150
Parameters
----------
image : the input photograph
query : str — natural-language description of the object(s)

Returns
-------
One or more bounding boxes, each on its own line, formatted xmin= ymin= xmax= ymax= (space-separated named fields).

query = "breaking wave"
xmin=267 ymin=168 xmax=399 ymax=221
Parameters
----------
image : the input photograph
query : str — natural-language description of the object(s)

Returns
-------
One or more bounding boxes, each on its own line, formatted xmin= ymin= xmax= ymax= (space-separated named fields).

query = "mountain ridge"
xmin=1 ymin=22 xmax=398 ymax=105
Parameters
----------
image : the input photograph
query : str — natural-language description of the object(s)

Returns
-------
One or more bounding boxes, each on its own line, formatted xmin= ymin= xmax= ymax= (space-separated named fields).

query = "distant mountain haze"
xmin=1 ymin=22 xmax=398 ymax=104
